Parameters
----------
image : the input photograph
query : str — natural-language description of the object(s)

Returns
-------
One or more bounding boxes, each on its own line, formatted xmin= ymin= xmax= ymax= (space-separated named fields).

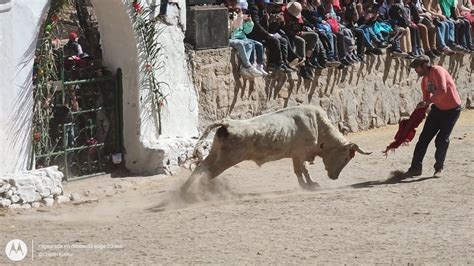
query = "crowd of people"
xmin=225 ymin=0 xmax=474 ymax=80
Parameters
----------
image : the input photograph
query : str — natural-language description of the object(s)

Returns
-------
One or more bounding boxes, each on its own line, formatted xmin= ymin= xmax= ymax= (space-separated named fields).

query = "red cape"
xmin=384 ymin=106 xmax=428 ymax=155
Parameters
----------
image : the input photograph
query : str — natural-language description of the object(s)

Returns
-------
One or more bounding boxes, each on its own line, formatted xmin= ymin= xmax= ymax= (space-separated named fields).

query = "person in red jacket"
xmin=403 ymin=55 xmax=462 ymax=178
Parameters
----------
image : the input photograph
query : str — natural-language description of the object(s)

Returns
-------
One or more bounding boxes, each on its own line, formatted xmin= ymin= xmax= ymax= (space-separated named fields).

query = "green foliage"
xmin=131 ymin=0 xmax=167 ymax=134
xmin=32 ymin=0 xmax=71 ymax=167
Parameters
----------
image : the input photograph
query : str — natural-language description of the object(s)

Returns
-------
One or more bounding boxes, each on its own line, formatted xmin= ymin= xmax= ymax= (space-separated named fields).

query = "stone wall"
xmin=188 ymin=48 xmax=473 ymax=133
xmin=0 ymin=166 xmax=65 ymax=209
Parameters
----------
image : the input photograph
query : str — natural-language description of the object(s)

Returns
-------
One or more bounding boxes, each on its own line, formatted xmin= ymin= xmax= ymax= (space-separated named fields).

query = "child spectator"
xmin=63 ymin=32 xmax=90 ymax=70
xmin=64 ymin=32 xmax=89 ymax=59
xmin=388 ymin=0 xmax=416 ymax=58
xmin=403 ymin=0 xmax=424 ymax=57
xmin=379 ymin=0 xmax=408 ymax=56
xmin=302 ymin=0 xmax=342 ymax=67
xmin=228 ymin=3 xmax=265 ymax=78
xmin=410 ymin=0 xmax=440 ymax=57
xmin=354 ymin=2 xmax=387 ymax=57
xmin=323 ymin=0 xmax=358 ymax=66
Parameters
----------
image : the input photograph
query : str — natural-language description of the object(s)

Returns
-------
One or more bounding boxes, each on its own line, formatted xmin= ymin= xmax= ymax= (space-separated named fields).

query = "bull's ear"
xmin=350 ymin=143 xmax=372 ymax=155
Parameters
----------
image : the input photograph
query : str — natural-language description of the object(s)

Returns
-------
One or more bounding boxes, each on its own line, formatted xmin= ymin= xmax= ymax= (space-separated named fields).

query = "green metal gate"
xmin=33 ymin=57 xmax=123 ymax=181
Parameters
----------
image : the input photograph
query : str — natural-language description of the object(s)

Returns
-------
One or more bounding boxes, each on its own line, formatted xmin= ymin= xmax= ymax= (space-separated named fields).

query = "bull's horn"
xmin=351 ymin=143 xmax=372 ymax=155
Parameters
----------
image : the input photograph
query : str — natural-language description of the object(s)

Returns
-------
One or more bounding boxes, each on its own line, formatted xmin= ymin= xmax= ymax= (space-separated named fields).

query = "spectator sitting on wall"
xmin=301 ymin=0 xmax=341 ymax=67
xmin=266 ymin=6 xmax=294 ymax=72
xmin=388 ymin=0 xmax=416 ymax=58
xmin=409 ymin=0 xmax=440 ymax=58
xmin=228 ymin=2 xmax=265 ymax=78
xmin=260 ymin=0 xmax=295 ymax=72
xmin=240 ymin=1 xmax=269 ymax=75
xmin=423 ymin=0 xmax=459 ymax=54
xmin=457 ymin=0 xmax=474 ymax=32
xmin=439 ymin=0 xmax=473 ymax=52
xmin=247 ymin=0 xmax=288 ymax=71
xmin=283 ymin=1 xmax=321 ymax=79
xmin=402 ymin=0 xmax=424 ymax=58
xmin=313 ymin=0 xmax=351 ymax=66
xmin=351 ymin=1 xmax=386 ymax=61
xmin=321 ymin=0 xmax=358 ymax=66
xmin=379 ymin=0 xmax=409 ymax=57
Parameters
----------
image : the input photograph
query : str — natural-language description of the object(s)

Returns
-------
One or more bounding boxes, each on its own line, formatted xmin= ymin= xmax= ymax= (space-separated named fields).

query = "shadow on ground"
xmin=349 ymin=175 xmax=440 ymax=189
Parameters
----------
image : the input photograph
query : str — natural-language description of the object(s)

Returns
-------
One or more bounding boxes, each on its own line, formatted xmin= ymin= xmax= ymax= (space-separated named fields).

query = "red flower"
xmin=132 ymin=1 xmax=142 ymax=12
xmin=51 ymin=15 xmax=59 ymax=22
xmin=34 ymin=132 xmax=41 ymax=141
xmin=86 ymin=138 xmax=99 ymax=155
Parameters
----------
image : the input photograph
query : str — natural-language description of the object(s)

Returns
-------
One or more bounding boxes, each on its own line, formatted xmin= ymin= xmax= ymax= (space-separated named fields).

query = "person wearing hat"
xmin=64 ymin=31 xmax=89 ymax=59
xmin=283 ymin=1 xmax=320 ymax=79
xmin=403 ymin=55 xmax=462 ymax=178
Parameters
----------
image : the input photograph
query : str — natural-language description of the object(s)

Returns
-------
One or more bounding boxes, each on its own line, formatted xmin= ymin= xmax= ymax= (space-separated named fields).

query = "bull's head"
xmin=322 ymin=143 xmax=371 ymax=180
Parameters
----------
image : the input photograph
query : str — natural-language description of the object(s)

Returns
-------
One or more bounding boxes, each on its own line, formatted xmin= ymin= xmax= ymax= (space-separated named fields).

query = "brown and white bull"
xmin=182 ymin=105 xmax=371 ymax=191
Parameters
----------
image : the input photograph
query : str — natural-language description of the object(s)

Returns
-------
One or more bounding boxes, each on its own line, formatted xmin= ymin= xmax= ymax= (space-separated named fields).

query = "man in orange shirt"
xmin=404 ymin=55 xmax=462 ymax=178
xmin=405 ymin=55 xmax=461 ymax=177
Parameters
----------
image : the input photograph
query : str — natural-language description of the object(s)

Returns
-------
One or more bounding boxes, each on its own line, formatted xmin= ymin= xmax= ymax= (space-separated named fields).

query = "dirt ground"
xmin=1 ymin=111 xmax=473 ymax=264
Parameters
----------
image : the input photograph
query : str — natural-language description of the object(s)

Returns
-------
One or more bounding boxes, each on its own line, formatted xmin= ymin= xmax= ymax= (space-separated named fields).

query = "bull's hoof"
xmin=299 ymin=181 xmax=320 ymax=191
xmin=305 ymin=182 xmax=320 ymax=191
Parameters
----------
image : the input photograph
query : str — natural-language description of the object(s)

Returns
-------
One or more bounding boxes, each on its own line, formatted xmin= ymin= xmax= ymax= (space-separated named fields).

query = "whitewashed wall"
xmin=91 ymin=0 xmax=198 ymax=174
xmin=1 ymin=0 xmax=199 ymax=175
xmin=0 ymin=0 xmax=49 ymax=174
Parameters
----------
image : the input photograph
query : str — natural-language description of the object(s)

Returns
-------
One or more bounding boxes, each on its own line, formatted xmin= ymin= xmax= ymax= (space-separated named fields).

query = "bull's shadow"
xmin=349 ymin=175 xmax=440 ymax=189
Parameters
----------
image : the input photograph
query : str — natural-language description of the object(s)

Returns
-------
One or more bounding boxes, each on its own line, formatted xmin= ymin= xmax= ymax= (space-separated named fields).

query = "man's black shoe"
xmin=399 ymin=168 xmax=422 ymax=179
xmin=299 ymin=66 xmax=313 ymax=80
xmin=280 ymin=63 xmax=293 ymax=73
xmin=373 ymin=48 xmax=384 ymax=55
xmin=390 ymin=169 xmax=422 ymax=180
xmin=340 ymin=58 xmax=352 ymax=66
xmin=432 ymin=49 xmax=443 ymax=56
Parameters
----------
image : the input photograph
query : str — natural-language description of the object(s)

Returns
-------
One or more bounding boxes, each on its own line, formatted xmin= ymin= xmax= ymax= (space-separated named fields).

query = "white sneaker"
xmin=248 ymin=66 xmax=263 ymax=77
xmin=239 ymin=67 xmax=254 ymax=79
xmin=256 ymin=64 xmax=268 ymax=76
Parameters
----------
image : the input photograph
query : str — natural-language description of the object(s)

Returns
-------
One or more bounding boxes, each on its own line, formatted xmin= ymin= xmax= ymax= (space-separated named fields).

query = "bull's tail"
xmin=193 ymin=120 xmax=228 ymax=162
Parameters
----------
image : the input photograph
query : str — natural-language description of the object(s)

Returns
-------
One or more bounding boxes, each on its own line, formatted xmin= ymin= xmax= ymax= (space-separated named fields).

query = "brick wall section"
xmin=188 ymin=48 xmax=473 ymax=133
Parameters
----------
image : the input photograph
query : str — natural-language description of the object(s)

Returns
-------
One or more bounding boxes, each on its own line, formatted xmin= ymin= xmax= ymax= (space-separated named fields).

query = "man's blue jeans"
xmin=444 ymin=19 xmax=456 ymax=46
xmin=410 ymin=105 xmax=461 ymax=172
xmin=248 ymin=39 xmax=264 ymax=65
xmin=436 ymin=20 xmax=456 ymax=49
xmin=316 ymin=23 xmax=336 ymax=60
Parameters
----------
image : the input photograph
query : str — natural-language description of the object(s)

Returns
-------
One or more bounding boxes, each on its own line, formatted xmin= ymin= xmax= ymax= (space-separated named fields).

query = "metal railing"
xmin=33 ymin=52 xmax=123 ymax=181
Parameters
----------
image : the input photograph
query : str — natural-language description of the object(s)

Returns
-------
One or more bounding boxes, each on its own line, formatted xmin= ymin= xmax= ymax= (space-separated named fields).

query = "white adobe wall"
xmin=0 ymin=0 xmax=49 ymax=174
xmin=91 ymin=0 xmax=198 ymax=174
xmin=0 ymin=0 xmax=199 ymax=176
